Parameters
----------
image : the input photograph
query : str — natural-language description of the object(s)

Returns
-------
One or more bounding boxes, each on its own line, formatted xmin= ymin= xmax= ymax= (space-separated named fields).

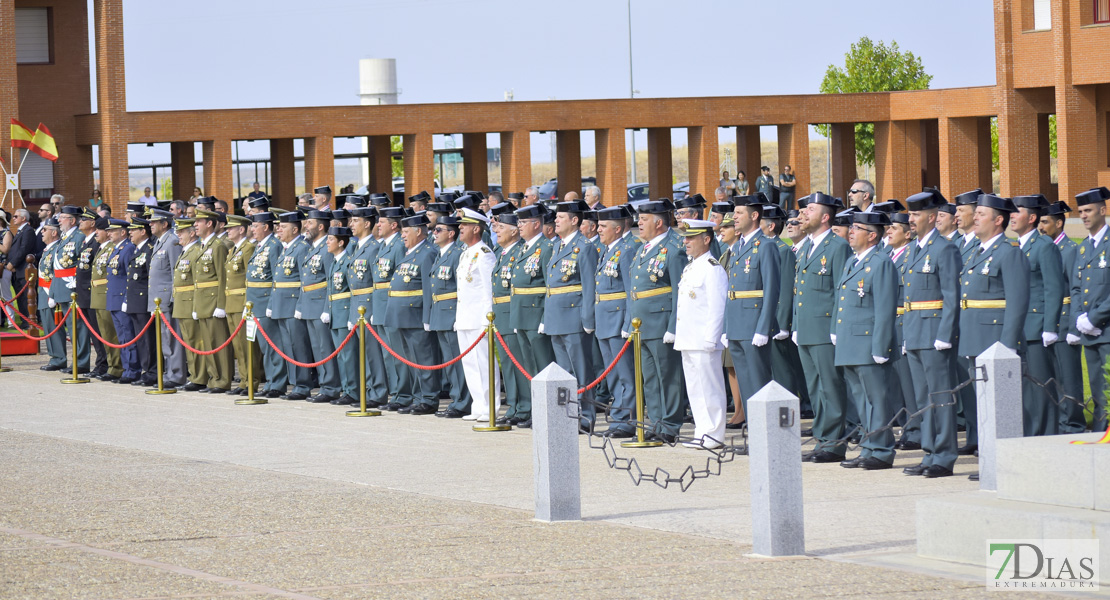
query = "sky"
xmin=94 ymin=0 xmax=998 ymax=168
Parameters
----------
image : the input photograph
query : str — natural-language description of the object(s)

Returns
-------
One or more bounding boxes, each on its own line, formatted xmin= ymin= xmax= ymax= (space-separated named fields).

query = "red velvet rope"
xmin=74 ymin=306 xmax=156 ymax=349
xmin=363 ymin=322 xmax=485 ymax=370
xmin=160 ymin=312 xmax=245 ymax=356
xmin=252 ymin=317 xmax=357 ymax=368
xmin=0 ymin=297 xmax=42 ymax=329
xmin=494 ymin=328 xmax=632 ymax=395
xmin=0 ymin=302 xmax=70 ymax=341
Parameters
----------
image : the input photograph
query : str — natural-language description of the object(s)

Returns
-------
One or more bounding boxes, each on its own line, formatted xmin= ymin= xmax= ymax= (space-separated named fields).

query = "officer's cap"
xmin=635 ymin=199 xmax=674 ymax=215
xmin=436 ymin=192 xmax=459 ymax=204
xmin=277 ymin=211 xmax=302 ymax=223
xmin=583 ymin=210 xmax=599 ymax=222
xmin=426 ymin=202 xmax=452 ymax=214
xmin=79 ymin=207 xmax=98 ymax=220
xmin=349 ymin=207 xmax=377 ymax=220
xmin=105 ymin=218 xmax=127 ymax=230
xmin=870 ymin=199 xmax=905 ymax=213
xmin=507 ymin=192 xmax=525 ymax=201
xmin=247 ymin=196 xmax=271 ymax=209
xmin=514 ymin=203 xmax=548 ymax=221
xmin=675 ymin=194 xmax=706 ymax=210
xmin=55 ymin=205 xmax=79 ymax=216
xmin=125 ymin=202 xmax=145 ymax=213
xmin=196 ymin=196 xmax=217 ymax=207
xmin=465 ymin=190 xmax=486 ymax=200
xmin=1013 ymin=194 xmax=1049 ymax=213
xmin=762 ymin=204 xmax=787 ymax=220
xmin=313 ymin=185 xmax=332 ymax=197
xmin=1076 ymin=187 xmax=1110 ymax=206
xmin=955 ymin=188 xmax=983 ymax=206
xmin=889 ymin=212 xmax=911 ymax=226
xmin=1045 ymin=201 xmax=1071 ymax=217
xmin=369 ymin=192 xmax=392 ymax=207
xmin=676 ymin=219 xmax=716 ymax=237
xmin=801 ymin=191 xmax=839 ymax=208
xmin=710 ymin=201 xmax=735 ymax=215
xmin=834 ymin=207 xmax=858 ymax=227
xmin=335 ymin=193 xmax=363 ymax=208
xmin=459 ymin=208 xmax=490 ymax=225
xmin=720 ymin=214 xmax=735 ymax=227
xmin=225 ymin=214 xmax=251 ymax=228
xmin=327 ymin=226 xmax=352 ymax=237
xmin=127 ymin=217 xmax=150 ymax=230
xmin=732 ymin=195 xmax=764 ymax=208
xmin=408 ymin=190 xmax=431 ymax=203
xmin=378 ymin=207 xmax=406 ymax=220
xmin=195 ymin=209 xmax=225 ymax=223
xmin=453 ymin=194 xmax=481 ymax=211
xmin=249 ymin=212 xmax=276 ymax=224
xmin=330 ymin=208 xmax=350 ymax=222
xmin=400 ymin=213 xmax=430 ymax=228
xmin=977 ymin=194 xmax=1019 ymax=213
xmin=490 ymin=202 xmax=515 ymax=216
xmin=938 ymin=203 xmax=957 ymax=215
xmin=148 ymin=209 xmax=173 ymax=222
xmin=906 ymin=189 xmax=948 ymax=212
xmin=542 ymin=210 xmax=556 ymax=224
xmin=597 ymin=205 xmax=631 ymax=221
xmin=306 ymin=209 xmax=332 ymax=222
xmin=173 ymin=218 xmax=194 ymax=231
xmin=555 ymin=199 xmax=590 ymax=214
xmin=786 ymin=209 xmax=801 ymax=219
xmin=496 ymin=213 xmax=519 ymax=227
xmin=853 ymin=211 xmax=891 ymax=227
xmin=436 ymin=215 xmax=461 ymax=228
xmin=94 ymin=217 xmax=110 ymax=230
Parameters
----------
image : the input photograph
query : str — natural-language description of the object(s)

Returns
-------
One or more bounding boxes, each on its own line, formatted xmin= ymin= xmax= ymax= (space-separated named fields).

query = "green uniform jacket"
xmin=192 ymin=235 xmax=228 ymax=319
xmin=172 ymin=242 xmax=202 ymax=320
xmin=224 ymin=240 xmax=255 ymax=315
xmin=793 ymin=231 xmax=851 ymax=346
xmin=833 ymin=247 xmax=897 ymax=365
xmin=508 ymin=235 xmax=554 ymax=332
xmin=624 ymin=229 xmax=688 ymax=340
xmin=90 ymin=240 xmax=116 ymax=311
xmin=958 ymin=236 xmax=1030 ymax=356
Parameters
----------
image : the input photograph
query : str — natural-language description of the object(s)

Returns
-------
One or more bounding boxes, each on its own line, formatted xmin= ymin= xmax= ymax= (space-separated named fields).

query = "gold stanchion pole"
xmin=146 ymin=297 xmax=175 ymax=395
xmin=61 ymin=292 xmax=89 ymax=384
xmin=236 ymin=302 xmax=265 ymax=405
xmin=474 ymin=312 xmax=510 ymax=432
xmin=622 ymin=318 xmax=661 ymax=448
xmin=347 ymin=306 xmax=380 ymax=417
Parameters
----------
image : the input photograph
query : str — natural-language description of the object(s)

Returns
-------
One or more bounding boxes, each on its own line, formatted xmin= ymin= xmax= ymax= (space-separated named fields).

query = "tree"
xmin=817 ymin=38 xmax=933 ymax=167
xmin=390 ymin=135 xmax=403 ymax=178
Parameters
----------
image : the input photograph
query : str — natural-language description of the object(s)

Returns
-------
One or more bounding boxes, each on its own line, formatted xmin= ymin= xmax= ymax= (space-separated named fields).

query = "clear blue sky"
xmin=96 ymin=0 xmax=997 ymax=167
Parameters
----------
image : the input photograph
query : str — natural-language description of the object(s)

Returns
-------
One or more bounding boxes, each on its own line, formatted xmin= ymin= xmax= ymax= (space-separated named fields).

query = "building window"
xmin=1033 ymin=0 xmax=1052 ymax=30
xmin=1097 ymin=0 xmax=1110 ymax=23
xmin=15 ymin=8 xmax=52 ymax=65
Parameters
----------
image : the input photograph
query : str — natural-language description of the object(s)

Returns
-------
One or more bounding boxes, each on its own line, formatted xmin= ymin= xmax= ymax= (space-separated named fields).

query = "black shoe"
xmin=264 ymin=390 xmax=283 ymax=399
xmin=202 ymin=387 xmax=228 ymax=394
xmin=130 ymin=379 xmax=146 ymax=386
xmin=40 ymin=364 xmax=66 ymax=371
xmin=903 ymin=463 xmax=928 ymax=476
xmin=957 ymin=444 xmax=978 ymax=456
xmin=516 ymin=418 xmax=533 ymax=429
xmin=331 ymin=396 xmax=357 ymax=406
xmin=281 ymin=393 xmax=307 ymax=401
xmin=397 ymin=404 xmax=415 ymax=414
xmin=182 ymin=382 xmax=205 ymax=392
xmin=649 ymin=432 xmax=676 ymax=444
xmin=77 ymin=368 xmax=92 ymax=375
xmin=496 ymin=416 xmax=515 ymax=425
xmin=899 ymin=440 xmax=922 ymax=451
xmin=308 ymin=394 xmax=336 ymax=404
xmin=840 ymin=457 xmax=864 ymax=468
xmin=118 ymin=377 xmax=136 ymax=385
xmin=226 ymin=387 xmax=244 ymax=395
xmin=969 ymin=472 xmax=980 ymax=481
xmin=604 ymin=428 xmax=635 ymax=439
xmin=801 ymin=428 xmax=813 ymax=437
xmin=383 ymin=402 xmax=403 ymax=411
xmin=441 ymin=408 xmax=466 ymax=419
xmin=800 ymin=409 xmax=815 ymax=419
xmin=810 ymin=451 xmax=843 ymax=463
xmin=725 ymin=421 xmax=746 ymax=430
xmin=141 ymin=378 xmax=157 ymax=386
xmin=923 ymin=465 xmax=954 ymax=478
xmin=409 ymin=403 xmax=437 ymax=415
xmin=957 ymin=424 xmax=966 ymax=432
xmin=98 ymin=374 xmax=119 ymax=383
xmin=848 ymin=434 xmax=862 ymax=445
xmin=802 ymin=450 xmax=817 ymax=462
xmin=860 ymin=457 xmax=893 ymax=470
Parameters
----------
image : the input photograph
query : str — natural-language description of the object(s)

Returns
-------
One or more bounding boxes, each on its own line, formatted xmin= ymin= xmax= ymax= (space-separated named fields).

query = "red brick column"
xmin=169 ymin=141 xmax=195 ymax=202
xmin=462 ymin=132 xmax=488 ymax=193
xmin=366 ymin=135 xmax=393 ymax=195
xmin=556 ymin=130 xmax=581 ymax=199
xmin=938 ymin=117 xmax=992 ymax=200
xmin=202 ymin=139 xmax=233 ymax=202
xmin=646 ymin=127 xmax=672 ymax=200
xmin=687 ymin=125 xmax=719 ymax=198
xmin=269 ymin=138 xmax=295 ymax=209
xmin=500 ymin=130 xmax=531 ymax=195
xmin=304 ymin=135 xmax=334 ymax=199
xmin=94 ymin=0 xmax=129 ymax=211
xmin=873 ymin=120 xmax=923 ymax=201
xmin=594 ymin=127 xmax=626 ymax=206
xmin=735 ymin=126 xmax=762 ymax=187
xmin=778 ymin=123 xmax=810 ymax=198
xmin=402 ymin=133 xmax=434 ymax=200
xmin=829 ymin=123 xmax=857 ymax=197
xmin=0 ymin=0 xmax=16 ymax=164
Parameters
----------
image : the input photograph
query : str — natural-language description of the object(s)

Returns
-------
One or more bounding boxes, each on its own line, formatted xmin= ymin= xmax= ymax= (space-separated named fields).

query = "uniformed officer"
xmin=386 ymin=213 xmax=440 ymax=414
xmin=1039 ymin=201 xmax=1086 ymax=433
xmin=937 ymin=202 xmax=960 ymax=241
xmin=453 ymin=208 xmax=498 ymax=419
xmin=75 ymin=208 xmax=106 ymax=378
xmin=192 ymin=210 xmax=234 ymax=393
xmin=246 ymin=196 xmax=271 ymax=216
xmin=52 ymin=206 xmax=89 ymax=373
xmin=105 ymin=218 xmax=139 ymax=383
xmin=793 ymin=192 xmax=852 ymax=462
xmin=885 ymin=211 xmax=920 ymax=450
xmin=343 ymin=207 xmax=388 ymax=407
xmin=674 ymin=219 xmax=728 ymax=449
xmin=676 ymin=194 xmax=721 ymax=259
xmin=313 ymin=185 xmax=332 ymax=209
xmin=246 ymin=212 xmax=285 ymax=398
xmin=490 ymin=214 xmax=528 ymax=423
xmin=724 ymin=195 xmax=780 ymax=418
xmin=223 ymin=214 xmax=260 ymax=396
xmin=325 ymin=226 xmax=359 ymax=406
xmin=1071 ymin=186 xmax=1110 ymax=432
xmin=952 ymin=189 xmax=984 ymax=454
xmin=542 ymin=200 xmax=599 ymax=430
xmin=37 ymin=218 xmax=67 ymax=371
xmin=424 ymin=214 xmax=472 ymax=418
xmin=125 ymin=217 xmax=156 ymax=385
xmin=269 ymin=211 xmax=313 ymax=400
xmin=148 ymin=209 xmax=186 ymax=388
xmin=834 ymin=211 xmax=898 ymax=470
xmin=374 ymin=206 xmax=411 ymax=409
xmin=173 ymin=219 xmax=209 ymax=391
xmin=89 ymin=217 xmax=124 ymax=381
xmin=760 ymin=203 xmax=811 ymax=418
xmin=593 ymin=206 xmax=638 ymax=437
xmin=625 ymin=199 xmax=689 ymax=443
xmin=297 ymin=210 xmax=341 ymax=403
xmin=1012 ymin=194 xmax=1065 ymax=436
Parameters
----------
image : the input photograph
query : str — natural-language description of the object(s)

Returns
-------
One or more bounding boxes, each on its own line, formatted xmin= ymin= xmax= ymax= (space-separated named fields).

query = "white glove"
xmin=294 ymin=310 xmax=302 ymax=320
xmin=830 ymin=334 xmax=837 ymax=345
xmin=348 ymin=321 xmax=354 ymax=331
xmin=873 ymin=355 xmax=888 ymax=364
xmin=538 ymin=323 xmax=545 ymax=334
xmin=752 ymin=333 xmax=769 ymax=347
xmin=265 ymin=308 xmax=272 ymax=318
xmin=321 ymin=312 xmax=330 ymax=325
xmin=513 ymin=329 xmax=518 ymax=333
xmin=121 ymin=302 xmax=127 ymax=312
xmin=48 ymin=298 xmax=56 ymax=308
xmin=773 ymin=330 xmax=789 ymax=341
xmin=453 ymin=323 xmax=458 ymax=331
xmin=1078 ymin=313 xmax=1102 ymax=337
xmin=424 ymin=323 xmax=431 ymax=331
xmin=192 ymin=312 xmax=198 ymax=320
xmin=620 ymin=330 xmax=629 ymax=339
xmin=791 ymin=331 xmax=798 ymax=345
xmin=902 ymin=343 xmax=907 ymax=355
xmin=663 ymin=332 xmax=676 ymax=344
xmin=934 ymin=339 xmax=952 ymax=351
xmin=584 ymin=327 xmax=594 ymax=334
xmin=1067 ymin=333 xmax=1082 ymax=345
xmin=66 ymin=281 xmax=76 ymax=290
xmin=1042 ymin=332 xmax=1058 ymax=347
xmin=213 ymin=308 xmax=226 ymax=319
xmin=720 ymin=334 xmax=728 ymax=347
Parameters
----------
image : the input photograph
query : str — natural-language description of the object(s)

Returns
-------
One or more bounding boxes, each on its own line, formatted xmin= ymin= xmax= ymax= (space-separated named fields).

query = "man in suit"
xmin=125 ymin=218 xmax=156 ymax=385
xmin=37 ymin=219 xmax=66 ymax=370
xmin=543 ymin=200 xmax=599 ymax=431
xmin=223 ymin=214 xmax=260 ymax=396
xmin=105 ymin=219 xmax=139 ymax=383
xmin=625 ymin=200 xmax=689 ymax=443
xmin=834 ymin=211 xmax=899 ymax=470
xmin=385 ymin=213 xmax=439 ymax=414
xmin=491 ymin=214 xmax=527 ymax=424
xmin=760 ymin=203 xmax=810 ymax=417
xmin=373 ymin=207 xmax=410 ymax=408
xmin=174 ymin=220 xmax=209 ymax=391
xmin=793 ymin=192 xmax=852 ymax=462
xmin=1012 ymin=194 xmax=1065 ymax=436
xmin=90 ymin=217 xmax=123 ymax=381
xmin=75 ymin=209 xmax=107 ymax=378
xmin=724 ymin=195 xmax=780 ymax=419
xmin=342 ymin=207 xmax=388 ymax=407
xmin=192 ymin=210 xmax=234 ymax=393
xmin=593 ymin=206 xmax=638 ymax=437
xmin=424 ymin=215 xmax=472 ymax=418
xmin=269 ymin=212 xmax=313 ymax=400
xmin=1039 ymin=201 xmax=1087 ymax=433
xmin=6 ymin=208 xmax=36 ymax=328
xmin=51 ymin=206 xmax=89 ymax=373
xmin=147 ymin=209 xmax=185 ymax=388
xmin=296 ymin=210 xmax=341 ymax=403
xmin=247 ymin=212 xmax=284 ymax=398
xmin=505 ymin=203 xmax=556 ymax=428
xmin=1071 ymin=186 xmax=1110 ymax=433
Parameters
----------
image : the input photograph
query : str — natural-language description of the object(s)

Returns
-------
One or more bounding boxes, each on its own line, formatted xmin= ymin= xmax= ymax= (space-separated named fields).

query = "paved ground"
xmin=0 ymin=354 xmax=1058 ymax=598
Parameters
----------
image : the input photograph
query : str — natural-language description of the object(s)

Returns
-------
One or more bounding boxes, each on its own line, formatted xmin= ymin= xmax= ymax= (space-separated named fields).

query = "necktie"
xmin=737 ymin=237 xmax=745 ymax=251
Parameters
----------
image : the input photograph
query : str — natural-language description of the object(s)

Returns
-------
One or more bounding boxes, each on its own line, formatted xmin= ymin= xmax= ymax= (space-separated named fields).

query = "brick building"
xmin=2 ymin=0 xmax=1109 ymax=212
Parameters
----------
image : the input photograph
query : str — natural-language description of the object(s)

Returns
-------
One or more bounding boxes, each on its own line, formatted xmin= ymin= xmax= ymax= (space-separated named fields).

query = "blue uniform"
xmin=327 ymin=250 xmax=359 ymax=402
xmin=724 ymin=231 xmax=780 ymax=416
xmin=593 ymin=235 xmax=637 ymax=434
xmin=271 ymin=237 xmax=313 ymax=397
xmin=373 ymin=233 xmax=410 ymax=406
xmin=106 ymin=239 xmax=140 ymax=380
xmin=297 ymin=237 xmax=340 ymax=399
xmin=424 ymin=240 xmax=471 ymax=414
xmin=1018 ymin=231 xmax=1064 ymax=436
xmin=386 ymin=239 xmax=439 ymax=409
xmin=492 ymin=240 xmax=528 ymax=420
xmin=246 ymin=233 xmax=285 ymax=394
xmin=1052 ymin=235 xmax=1085 ymax=433
xmin=544 ymin=231 xmax=599 ymax=428
xmin=345 ymin=235 xmax=389 ymax=405
xmin=1070 ymin=228 xmax=1110 ymax=431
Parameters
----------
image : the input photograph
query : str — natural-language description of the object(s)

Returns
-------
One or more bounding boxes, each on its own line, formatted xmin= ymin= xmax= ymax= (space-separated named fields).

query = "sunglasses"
xmin=848 ymin=189 xmax=864 ymax=195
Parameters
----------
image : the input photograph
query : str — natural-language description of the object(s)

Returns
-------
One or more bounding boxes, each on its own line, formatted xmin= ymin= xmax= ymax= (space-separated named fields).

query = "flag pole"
xmin=16 ymin=147 xmax=29 ymax=173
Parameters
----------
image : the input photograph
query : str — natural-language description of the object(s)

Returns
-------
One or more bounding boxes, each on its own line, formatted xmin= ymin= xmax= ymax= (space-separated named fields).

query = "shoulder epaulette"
xmin=480 ymin=246 xmax=491 ymax=253
xmin=708 ymin=258 xmax=720 ymax=266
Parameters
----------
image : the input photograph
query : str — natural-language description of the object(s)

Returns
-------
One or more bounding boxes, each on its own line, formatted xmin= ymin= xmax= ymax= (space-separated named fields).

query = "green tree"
xmin=817 ymin=38 xmax=933 ymax=166
xmin=391 ymin=135 xmax=403 ymax=178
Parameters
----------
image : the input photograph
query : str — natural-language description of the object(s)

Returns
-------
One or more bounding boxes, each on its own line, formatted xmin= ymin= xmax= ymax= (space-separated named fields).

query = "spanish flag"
xmin=10 ymin=118 xmax=34 ymax=150
xmin=28 ymin=123 xmax=58 ymax=161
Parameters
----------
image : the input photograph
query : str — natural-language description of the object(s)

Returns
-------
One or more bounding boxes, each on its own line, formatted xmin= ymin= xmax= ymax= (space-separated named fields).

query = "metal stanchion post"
xmin=474 ymin=312 xmax=510 ymax=432
xmin=61 ymin=293 xmax=89 ymax=384
xmin=347 ymin=306 xmax=380 ymax=417
xmin=621 ymin=318 xmax=661 ymax=448
xmin=146 ymin=297 xmax=175 ymax=395
xmin=236 ymin=302 xmax=265 ymax=405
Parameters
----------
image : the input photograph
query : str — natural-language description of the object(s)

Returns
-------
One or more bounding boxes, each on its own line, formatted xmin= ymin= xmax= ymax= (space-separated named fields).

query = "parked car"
xmin=627 ymin=182 xmax=650 ymax=201
xmin=537 ymin=177 xmax=598 ymax=201
xmin=355 ymin=178 xmax=441 ymax=196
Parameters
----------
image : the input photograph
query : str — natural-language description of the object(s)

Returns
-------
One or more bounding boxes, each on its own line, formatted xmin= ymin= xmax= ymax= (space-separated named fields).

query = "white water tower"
xmin=359 ymin=58 xmax=399 ymax=106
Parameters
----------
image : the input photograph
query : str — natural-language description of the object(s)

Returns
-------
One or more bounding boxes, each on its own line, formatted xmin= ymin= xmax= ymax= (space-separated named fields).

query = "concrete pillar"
xmin=169 ymin=142 xmax=195 ymax=202
xmin=531 ymin=364 xmax=581 ymax=522
xmin=747 ymin=381 xmax=805 ymax=557
xmin=93 ymin=0 xmax=129 ymax=210
xmin=500 ymin=130 xmax=531 ymax=195
xmin=594 ymin=127 xmax=627 ymax=206
xmin=829 ymin=123 xmax=857 ymax=197
xmin=646 ymin=127 xmax=672 ymax=201
xmin=269 ymin=138 xmax=296 ymax=210
xmin=304 ymin=135 xmax=334 ymax=197
xmin=462 ymin=132 xmax=488 ymax=193
xmin=938 ymin=116 xmax=993 ymax=200
xmin=366 ymin=135 xmax=394 ymax=195
xmin=201 ymin=139 xmax=233 ymax=202
xmin=735 ymin=126 xmax=762 ymax=187
xmin=0 ymin=0 xmax=16 ymax=158
xmin=975 ymin=342 xmax=1024 ymax=491
xmin=873 ymin=120 xmax=923 ymax=201
xmin=556 ymin=130 xmax=582 ymax=199
xmin=777 ymin=123 xmax=810 ymax=198
xmin=402 ymin=133 xmax=435 ymax=200
xmin=688 ymin=125 xmax=719 ymax=198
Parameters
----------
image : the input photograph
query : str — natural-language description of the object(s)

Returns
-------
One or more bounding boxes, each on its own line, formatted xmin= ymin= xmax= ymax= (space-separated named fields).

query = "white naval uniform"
xmin=454 ymin=241 xmax=500 ymax=420
xmin=674 ymin=251 xmax=728 ymax=446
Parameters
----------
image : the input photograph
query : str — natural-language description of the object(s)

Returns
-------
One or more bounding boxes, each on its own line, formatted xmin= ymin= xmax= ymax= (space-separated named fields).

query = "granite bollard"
xmin=747 ymin=381 xmax=805 ymax=557
xmin=531 ymin=363 xmax=581 ymax=522
xmin=975 ymin=342 xmax=1023 ymax=491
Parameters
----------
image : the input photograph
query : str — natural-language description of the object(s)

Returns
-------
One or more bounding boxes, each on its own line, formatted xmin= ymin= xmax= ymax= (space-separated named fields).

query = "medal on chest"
xmin=465 ymin=252 xmax=479 ymax=282
xmin=524 ymin=248 xmax=542 ymax=276
xmin=178 ymin=259 xmax=191 ymax=279
xmin=332 ymin=270 xmax=345 ymax=290
xmin=604 ymin=251 xmax=621 ymax=278
xmin=59 ymin=242 xmax=76 ymax=267
xmin=201 ymin=248 xmax=213 ymax=273
xmin=980 ymin=256 xmax=993 ymax=276
xmin=921 ymin=255 xmax=931 ymax=274
xmin=281 ymin=255 xmax=296 ymax=277
xmin=743 ymin=256 xmax=751 ymax=274
xmin=377 ymin=257 xmax=392 ymax=279
xmin=109 ymin=254 xmax=120 ymax=275
xmin=437 ymin=265 xmax=453 ymax=281
xmin=857 ymin=278 xmax=866 ymax=298
xmin=135 ymin=252 xmax=147 ymax=268
xmin=308 ymin=253 xmax=323 ymax=274
xmin=648 ymin=248 xmax=668 ymax=282
xmin=79 ymin=248 xmax=94 ymax=270
xmin=1100 ymin=253 xmax=1107 ymax=269
xmin=353 ymin=259 xmax=368 ymax=281
xmin=818 ymin=255 xmax=828 ymax=275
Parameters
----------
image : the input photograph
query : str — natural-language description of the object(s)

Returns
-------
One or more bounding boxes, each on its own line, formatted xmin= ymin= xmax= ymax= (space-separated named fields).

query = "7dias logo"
xmin=987 ymin=540 xmax=1100 ymax=591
